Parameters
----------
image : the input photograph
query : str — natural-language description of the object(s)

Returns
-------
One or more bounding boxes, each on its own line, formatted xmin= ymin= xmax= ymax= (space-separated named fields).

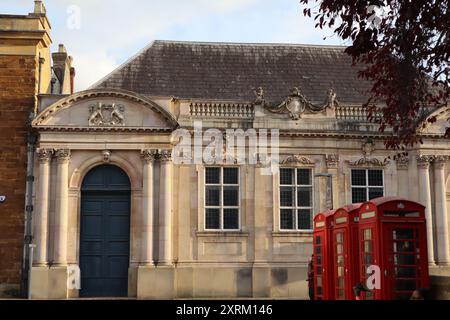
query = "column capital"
xmin=325 ymin=154 xmax=339 ymax=169
xmin=141 ymin=149 xmax=158 ymax=163
xmin=396 ymin=154 xmax=409 ymax=170
xmin=434 ymin=155 xmax=449 ymax=169
xmin=37 ymin=149 xmax=54 ymax=164
xmin=55 ymin=149 xmax=71 ymax=164
xmin=416 ymin=155 xmax=434 ymax=169
xmin=159 ymin=149 xmax=172 ymax=163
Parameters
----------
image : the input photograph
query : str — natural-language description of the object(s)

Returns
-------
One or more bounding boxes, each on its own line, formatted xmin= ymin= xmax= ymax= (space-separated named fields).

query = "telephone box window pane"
xmin=369 ymin=188 xmax=384 ymax=200
xmin=280 ymin=209 xmax=294 ymax=229
xmin=364 ymin=254 xmax=373 ymax=264
xmin=352 ymin=170 xmax=366 ymax=186
xmin=280 ymin=187 xmax=294 ymax=206
xmin=297 ymin=187 xmax=312 ymax=207
xmin=368 ymin=170 xmax=383 ymax=186
xmin=206 ymin=167 xmax=221 ymax=184
xmin=336 ymin=244 xmax=344 ymax=255
xmin=336 ymin=233 xmax=343 ymax=243
xmin=297 ymin=169 xmax=311 ymax=185
xmin=364 ymin=241 xmax=373 ymax=253
xmin=352 ymin=188 xmax=367 ymax=203
xmin=316 ymin=255 xmax=322 ymax=265
xmin=315 ymin=246 xmax=321 ymax=254
xmin=364 ymin=229 xmax=372 ymax=240
xmin=223 ymin=209 xmax=239 ymax=230
xmin=393 ymin=229 xmax=414 ymax=240
xmin=298 ymin=209 xmax=312 ymax=230
xmin=280 ymin=168 xmax=294 ymax=185
xmin=316 ymin=276 xmax=322 ymax=287
xmin=205 ymin=209 xmax=220 ymax=229
xmin=316 ymin=267 xmax=322 ymax=275
xmin=315 ymin=236 xmax=321 ymax=245
xmin=223 ymin=186 xmax=239 ymax=206
xmin=223 ymin=168 xmax=239 ymax=184
xmin=395 ymin=267 xmax=417 ymax=277
xmin=205 ymin=186 xmax=220 ymax=206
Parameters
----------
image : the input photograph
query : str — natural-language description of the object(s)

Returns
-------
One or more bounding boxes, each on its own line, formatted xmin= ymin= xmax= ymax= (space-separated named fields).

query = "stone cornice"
xmin=33 ymin=126 xmax=173 ymax=133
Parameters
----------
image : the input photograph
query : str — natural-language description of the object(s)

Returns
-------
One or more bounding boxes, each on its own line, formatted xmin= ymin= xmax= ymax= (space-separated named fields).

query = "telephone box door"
xmin=333 ymin=229 xmax=350 ymax=299
xmin=383 ymin=224 xmax=424 ymax=300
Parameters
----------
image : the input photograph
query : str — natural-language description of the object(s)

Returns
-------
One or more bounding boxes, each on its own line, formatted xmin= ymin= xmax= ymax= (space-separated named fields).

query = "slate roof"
xmin=93 ymin=40 xmax=372 ymax=104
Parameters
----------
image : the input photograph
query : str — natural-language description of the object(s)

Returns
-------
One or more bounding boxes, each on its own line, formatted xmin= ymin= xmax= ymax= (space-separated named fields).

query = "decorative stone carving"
xmin=141 ymin=149 xmax=158 ymax=163
xmin=395 ymin=154 xmax=409 ymax=170
xmin=416 ymin=155 xmax=434 ymax=169
xmin=325 ymin=154 xmax=339 ymax=169
xmin=37 ymin=149 xmax=54 ymax=163
xmin=282 ymin=155 xmax=315 ymax=166
xmin=89 ymin=102 xmax=125 ymax=126
xmin=348 ymin=158 xmax=389 ymax=167
xmin=102 ymin=150 xmax=112 ymax=163
xmin=362 ymin=138 xmax=376 ymax=158
xmin=257 ymin=87 xmax=338 ymax=120
xmin=55 ymin=149 xmax=71 ymax=163
xmin=159 ymin=149 xmax=172 ymax=162
xmin=434 ymin=155 xmax=449 ymax=169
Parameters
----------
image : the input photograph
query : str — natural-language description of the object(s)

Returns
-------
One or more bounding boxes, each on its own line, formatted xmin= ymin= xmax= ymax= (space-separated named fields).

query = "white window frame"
xmin=204 ymin=166 xmax=240 ymax=231
xmin=279 ymin=167 xmax=314 ymax=232
xmin=350 ymin=169 xmax=385 ymax=203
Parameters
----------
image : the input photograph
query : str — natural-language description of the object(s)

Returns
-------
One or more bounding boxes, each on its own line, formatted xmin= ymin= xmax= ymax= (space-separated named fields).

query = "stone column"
xmin=417 ymin=155 xmax=435 ymax=266
xmin=434 ymin=156 xmax=450 ymax=265
xmin=141 ymin=149 xmax=157 ymax=265
xmin=326 ymin=154 xmax=339 ymax=209
xmin=396 ymin=155 xmax=409 ymax=198
xmin=158 ymin=149 xmax=173 ymax=265
xmin=34 ymin=149 xmax=53 ymax=266
xmin=53 ymin=149 xmax=71 ymax=266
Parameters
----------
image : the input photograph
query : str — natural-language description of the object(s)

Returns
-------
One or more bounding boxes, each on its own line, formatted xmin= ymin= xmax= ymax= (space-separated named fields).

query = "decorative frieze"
xmin=347 ymin=158 xmax=389 ymax=168
xmin=37 ymin=149 xmax=54 ymax=163
xmin=55 ymin=149 xmax=71 ymax=164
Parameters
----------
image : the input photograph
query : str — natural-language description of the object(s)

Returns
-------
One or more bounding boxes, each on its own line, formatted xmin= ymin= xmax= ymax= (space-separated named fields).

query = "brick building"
xmin=0 ymin=1 xmax=73 ymax=297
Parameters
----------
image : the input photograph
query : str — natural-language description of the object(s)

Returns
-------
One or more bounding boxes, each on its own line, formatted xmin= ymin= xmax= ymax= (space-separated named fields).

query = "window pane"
xmin=297 ymin=169 xmax=311 ymax=185
xmin=368 ymin=170 xmax=383 ymax=186
xmin=205 ymin=208 xmax=220 ymax=229
xmin=352 ymin=188 xmax=367 ymax=203
xmin=205 ymin=186 xmax=220 ymax=206
xmin=205 ymin=167 xmax=220 ymax=184
xmin=280 ymin=187 xmax=295 ymax=207
xmin=223 ymin=209 xmax=239 ymax=229
xmin=297 ymin=187 xmax=312 ymax=207
xmin=352 ymin=169 xmax=366 ymax=186
xmin=369 ymin=188 xmax=383 ymax=200
xmin=280 ymin=209 xmax=294 ymax=229
xmin=280 ymin=168 xmax=294 ymax=185
xmin=298 ymin=209 xmax=312 ymax=230
xmin=223 ymin=168 xmax=239 ymax=184
xmin=223 ymin=186 xmax=239 ymax=206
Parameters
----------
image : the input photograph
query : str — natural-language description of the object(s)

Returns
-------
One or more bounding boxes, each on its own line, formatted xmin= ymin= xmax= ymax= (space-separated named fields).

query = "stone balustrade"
xmin=190 ymin=102 xmax=254 ymax=119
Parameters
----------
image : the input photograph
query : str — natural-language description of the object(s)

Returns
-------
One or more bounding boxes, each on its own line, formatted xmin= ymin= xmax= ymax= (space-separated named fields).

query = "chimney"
xmin=34 ymin=1 xmax=47 ymax=15
xmin=52 ymin=44 xmax=74 ymax=94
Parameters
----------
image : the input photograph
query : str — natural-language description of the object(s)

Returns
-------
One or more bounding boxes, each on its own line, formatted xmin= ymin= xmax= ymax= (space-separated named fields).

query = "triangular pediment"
xmin=32 ymin=89 xmax=178 ymax=131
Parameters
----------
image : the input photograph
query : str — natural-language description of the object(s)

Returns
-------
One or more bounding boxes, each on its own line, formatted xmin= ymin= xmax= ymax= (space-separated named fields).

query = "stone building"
xmin=29 ymin=38 xmax=450 ymax=299
xmin=1 ymin=2 xmax=449 ymax=300
xmin=0 ymin=1 xmax=74 ymax=297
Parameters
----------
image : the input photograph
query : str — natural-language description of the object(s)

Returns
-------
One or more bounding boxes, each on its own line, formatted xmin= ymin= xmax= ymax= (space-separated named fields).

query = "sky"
xmin=1 ymin=0 xmax=345 ymax=91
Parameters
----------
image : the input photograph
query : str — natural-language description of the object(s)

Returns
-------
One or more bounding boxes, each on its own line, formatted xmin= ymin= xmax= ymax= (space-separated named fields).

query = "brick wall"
xmin=0 ymin=54 xmax=37 ymax=297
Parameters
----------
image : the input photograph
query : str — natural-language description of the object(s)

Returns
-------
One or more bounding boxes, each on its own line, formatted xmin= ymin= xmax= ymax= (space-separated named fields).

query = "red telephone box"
xmin=332 ymin=203 xmax=362 ymax=300
xmin=358 ymin=197 xmax=430 ymax=300
xmin=313 ymin=210 xmax=335 ymax=300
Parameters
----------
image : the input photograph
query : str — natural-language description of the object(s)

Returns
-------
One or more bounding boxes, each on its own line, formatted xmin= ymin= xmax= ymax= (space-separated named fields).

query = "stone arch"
xmin=70 ymin=153 xmax=141 ymax=191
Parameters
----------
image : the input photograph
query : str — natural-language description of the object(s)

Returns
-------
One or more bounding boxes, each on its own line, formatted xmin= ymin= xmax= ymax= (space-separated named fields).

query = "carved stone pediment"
xmin=255 ymin=87 xmax=338 ymax=120
xmin=89 ymin=102 xmax=125 ymax=127
xmin=347 ymin=157 xmax=390 ymax=167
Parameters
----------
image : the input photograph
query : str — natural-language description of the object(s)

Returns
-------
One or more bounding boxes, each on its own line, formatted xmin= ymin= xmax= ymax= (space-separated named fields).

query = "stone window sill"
xmin=272 ymin=231 xmax=313 ymax=237
xmin=196 ymin=231 xmax=249 ymax=238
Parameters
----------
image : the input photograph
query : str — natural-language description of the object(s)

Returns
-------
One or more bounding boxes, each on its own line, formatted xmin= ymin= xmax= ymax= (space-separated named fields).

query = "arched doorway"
xmin=79 ymin=165 xmax=131 ymax=297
